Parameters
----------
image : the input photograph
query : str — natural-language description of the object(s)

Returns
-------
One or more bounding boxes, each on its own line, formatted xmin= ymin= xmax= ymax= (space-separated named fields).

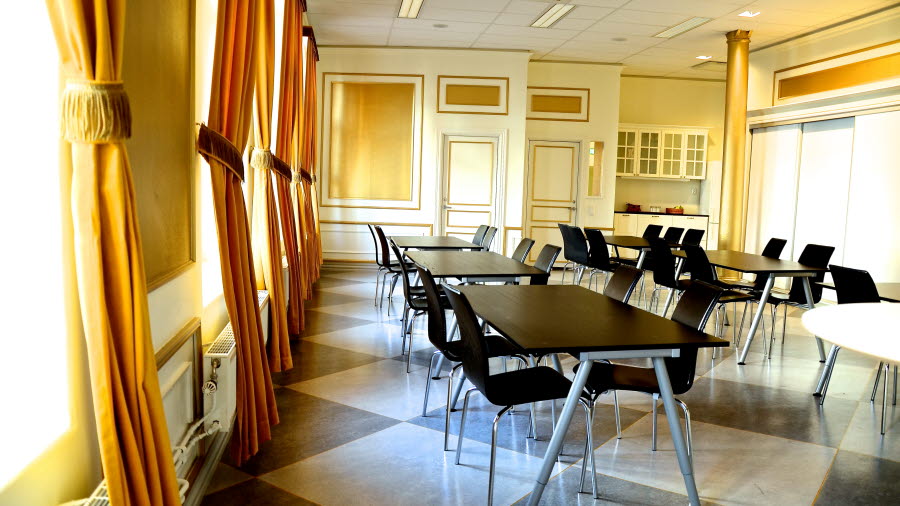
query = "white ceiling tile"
xmin=418 ymin=7 xmax=499 ymax=23
xmin=725 ymin=6 xmax=838 ymax=27
xmin=474 ymin=34 xmax=563 ymax=50
xmin=503 ymin=1 xmax=555 ymax=16
xmin=571 ymin=0 xmax=630 ymax=7
xmin=624 ymin=0 xmax=741 ymax=18
xmin=602 ymin=9 xmax=696 ymax=26
xmin=388 ymin=36 xmax=474 ymax=48
xmin=484 ymin=24 xmax=580 ymax=41
xmin=492 ymin=13 xmax=537 ymax=26
xmin=426 ymin=0 xmax=510 ymax=12
xmin=307 ymin=13 xmax=395 ymax=28
xmin=389 ymin=28 xmax=481 ymax=42
xmin=551 ymin=17 xmax=599 ymax=30
xmin=306 ymin=1 xmax=397 ymax=17
xmin=750 ymin=0 xmax=885 ymax=15
xmin=585 ymin=20 xmax=668 ymax=36
xmin=568 ymin=6 xmax=615 ymax=20
xmin=393 ymin=18 xmax=489 ymax=33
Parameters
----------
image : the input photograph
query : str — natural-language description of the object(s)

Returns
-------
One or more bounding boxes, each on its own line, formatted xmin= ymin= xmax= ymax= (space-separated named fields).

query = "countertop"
xmin=615 ymin=211 xmax=709 ymax=217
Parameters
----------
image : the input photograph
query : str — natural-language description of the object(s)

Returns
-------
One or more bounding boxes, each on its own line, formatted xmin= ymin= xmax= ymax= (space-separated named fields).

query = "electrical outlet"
xmin=691 ymin=187 xmax=697 ymax=195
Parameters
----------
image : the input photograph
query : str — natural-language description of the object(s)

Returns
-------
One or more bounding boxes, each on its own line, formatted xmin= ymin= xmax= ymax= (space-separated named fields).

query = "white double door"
xmin=440 ymin=134 xmax=503 ymax=248
xmin=525 ymin=140 xmax=580 ymax=263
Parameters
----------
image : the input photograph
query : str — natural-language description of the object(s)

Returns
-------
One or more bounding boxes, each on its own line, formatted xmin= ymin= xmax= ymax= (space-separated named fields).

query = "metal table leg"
xmin=527 ymin=360 xmax=593 ymax=506
xmin=738 ymin=274 xmax=775 ymax=364
xmin=801 ymin=277 xmax=827 ymax=362
xmin=814 ymin=345 xmax=840 ymax=396
xmin=652 ymin=357 xmax=701 ymax=505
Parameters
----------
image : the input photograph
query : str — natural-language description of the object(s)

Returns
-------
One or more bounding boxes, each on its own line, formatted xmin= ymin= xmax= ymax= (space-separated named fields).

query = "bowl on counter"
xmin=666 ymin=207 xmax=684 ymax=214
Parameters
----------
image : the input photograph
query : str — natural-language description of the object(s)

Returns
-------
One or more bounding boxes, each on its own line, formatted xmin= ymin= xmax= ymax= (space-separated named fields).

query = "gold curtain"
xmin=205 ymin=0 xmax=279 ymax=465
xmin=248 ymin=0 xmax=291 ymax=371
xmin=274 ymin=0 xmax=306 ymax=334
xmin=299 ymin=29 xmax=322 ymax=290
xmin=45 ymin=0 xmax=180 ymax=504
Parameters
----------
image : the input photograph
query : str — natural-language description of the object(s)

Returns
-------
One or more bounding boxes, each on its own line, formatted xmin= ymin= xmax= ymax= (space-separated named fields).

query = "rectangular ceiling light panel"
xmin=398 ymin=0 xmax=424 ymax=19
xmin=654 ymin=17 xmax=712 ymax=38
xmin=532 ymin=3 xmax=576 ymax=28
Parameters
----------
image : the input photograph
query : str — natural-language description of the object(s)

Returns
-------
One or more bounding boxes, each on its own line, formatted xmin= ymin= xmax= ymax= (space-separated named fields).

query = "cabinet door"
xmin=636 ymin=214 xmax=672 ymax=236
xmin=672 ymin=216 xmax=709 ymax=247
xmin=613 ymin=213 xmax=638 ymax=236
xmin=637 ymin=130 xmax=661 ymax=177
xmin=684 ymin=133 xmax=707 ymax=179
xmin=616 ymin=130 xmax=637 ymax=175
xmin=660 ymin=131 xmax=684 ymax=178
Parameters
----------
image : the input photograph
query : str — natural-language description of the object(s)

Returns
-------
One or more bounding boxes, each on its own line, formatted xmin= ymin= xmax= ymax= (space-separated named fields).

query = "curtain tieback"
xmin=250 ymin=148 xmax=275 ymax=170
xmin=62 ymin=80 xmax=131 ymax=143
xmin=291 ymin=171 xmax=302 ymax=184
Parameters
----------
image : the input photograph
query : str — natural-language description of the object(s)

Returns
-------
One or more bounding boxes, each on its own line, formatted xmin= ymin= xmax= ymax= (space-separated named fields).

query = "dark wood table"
xmin=405 ymin=251 xmax=548 ymax=282
xmin=817 ymin=281 xmax=900 ymax=303
xmin=459 ymin=285 xmax=727 ymax=506
xmin=390 ymin=235 xmax=482 ymax=251
xmin=673 ymin=250 xmax=828 ymax=366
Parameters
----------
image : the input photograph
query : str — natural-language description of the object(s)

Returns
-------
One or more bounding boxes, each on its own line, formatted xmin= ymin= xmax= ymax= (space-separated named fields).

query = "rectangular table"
xmin=458 ymin=285 xmax=728 ymax=505
xmin=674 ymin=250 xmax=828 ymax=365
xmin=817 ymin=281 xmax=900 ymax=303
xmin=405 ymin=250 xmax=548 ymax=282
xmin=390 ymin=235 xmax=482 ymax=251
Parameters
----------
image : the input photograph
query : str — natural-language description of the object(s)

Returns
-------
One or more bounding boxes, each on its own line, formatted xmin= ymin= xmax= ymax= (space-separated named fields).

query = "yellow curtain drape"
xmin=275 ymin=0 xmax=306 ymax=335
xmin=45 ymin=0 xmax=180 ymax=504
xmin=249 ymin=0 xmax=292 ymax=371
xmin=299 ymin=29 xmax=321 ymax=291
xmin=205 ymin=0 xmax=279 ymax=465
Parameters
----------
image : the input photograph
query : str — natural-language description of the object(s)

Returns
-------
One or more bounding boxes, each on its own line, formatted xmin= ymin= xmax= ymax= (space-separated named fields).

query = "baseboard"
xmin=184 ymin=426 xmax=232 ymax=506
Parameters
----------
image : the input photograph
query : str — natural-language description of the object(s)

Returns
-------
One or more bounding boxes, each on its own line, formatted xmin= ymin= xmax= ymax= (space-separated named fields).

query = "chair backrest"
xmin=667 ymin=280 xmax=724 ymax=395
xmin=604 ymin=265 xmax=643 ymax=303
xmin=367 ymin=224 xmax=383 ymax=267
xmin=681 ymin=228 xmax=705 ymax=246
xmin=472 ymin=225 xmax=489 ymax=246
xmin=683 ymin=244 xmax=716 ymax=283
xmin=388 ymin=239 xmax=417 ymax=303
xmin=558 ymin=224 xmax=589 ymax=263
xmin=416 ymin=266 xmax=450 ymax=350
xmin=787 ymin=244 xmax=835 ymax=304
xmin=663 ymin=227 xmax=685 ymax=243
xmin=642 ymin=224 xmax=663 ymax=239
xmin=442 ymin=284 xmax=491 ymax=395
xmin=373 ymin=225 xmax=393 ymax=266
xmin=648 ymin=237 xmax=678 ymax=288
xmin=510 ymin=238 xmax=535 ymax=263
xmin=584 ymin=229 xmax=613 ymax=269
xmin=532 ymin=244 xmax=562 ymax=285
xmin=482 ymin=226 xmax=498 ymax=251
xmin=829 ymin=264 xmax=881 ymax=304
xmin=760 ymin=238 xmax=787 ymax=259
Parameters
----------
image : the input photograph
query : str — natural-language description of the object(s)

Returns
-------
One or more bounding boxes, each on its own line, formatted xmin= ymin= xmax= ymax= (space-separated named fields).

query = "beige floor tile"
xmin=305 ymin=322 xmax=432 ymax=358
xmin=287 ymin=359 xmax=447 ymax=420
xmin=261 ymin=422 xmax=566 ymax=506
xmin=838 ymin=399 xmax=900 ymax=462
xmin=592 ymin=414 xmax=836 ymax=505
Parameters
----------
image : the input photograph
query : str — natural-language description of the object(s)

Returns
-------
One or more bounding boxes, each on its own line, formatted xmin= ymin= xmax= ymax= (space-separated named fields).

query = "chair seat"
xmin=483 ymin=366 xmax=585 ymax=407
xmin=437 ymin=334 xmax=521 ymax=363
xmin=408 ymin=293 xmax=451 ymax=311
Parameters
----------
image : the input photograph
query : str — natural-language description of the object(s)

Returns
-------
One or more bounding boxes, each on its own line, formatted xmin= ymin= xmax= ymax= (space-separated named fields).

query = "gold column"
xmin=719 ymin=29 xmax=751 ymax=252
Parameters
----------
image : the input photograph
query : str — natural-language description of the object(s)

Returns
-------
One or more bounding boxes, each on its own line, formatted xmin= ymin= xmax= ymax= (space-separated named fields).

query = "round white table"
xmin=803 ymin=303 xmax=900 ymax=434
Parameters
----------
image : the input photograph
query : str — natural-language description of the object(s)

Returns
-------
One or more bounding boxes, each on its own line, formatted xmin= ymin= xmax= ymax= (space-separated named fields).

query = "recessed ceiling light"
xmin=654 ymin=17 xmax=712 ymax=38
xmin=696 ymin=55 xmax=712 ymax=60
xmin=739 ymin=11 xmax=761 ymax=18
xmin=433 ymin=23 xmax=448 ymax=28
xmin=531 ymin=2 xmax=576 ymax=28
xmin=398 ymin=0 xmax=424 ymax=19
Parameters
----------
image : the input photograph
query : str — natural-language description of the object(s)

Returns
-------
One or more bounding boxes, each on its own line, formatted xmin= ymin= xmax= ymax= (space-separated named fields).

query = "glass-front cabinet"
xmin=616 ymin=124 xmax=708 ymax=180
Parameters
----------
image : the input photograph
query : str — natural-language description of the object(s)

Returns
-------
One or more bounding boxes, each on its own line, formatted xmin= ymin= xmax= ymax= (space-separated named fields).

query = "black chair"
xmin=558 ymin=224 xmax=589 ymax=285
xmin=584 ymin=229 xmax=619 ymax=291
xmin=443 ymin=284 xmax=595 ymax=505
xmin=751 ymin=243 xmax=835 ymax=353
xmin=416 ymin=266 xmax=525 ymax=450
xmin=472 ymin=225 xmax=489 ymax=246
xmin=373 ymin=225 xmax=411 ymax=310
xmin=510 ymin=238 xmax=535 ymax=263
xmin=730 ymin=237 xmax=788 ymax=291
xmin=604 ymin=265 xmax=643 ymax=304
xmin=531 ymin=244 xmax=561 ymax=285
xmin=388 ymin=238 xmax=437 ymax=369
xmin=578 ymin=280 xmax=724 ymax=485
xmin=647 ymin=237 xmax=693 ymax=315
xmin=643 ymin=224 xmax=663 ymax=238
xmin=817 ymin=265 xmax=884 ymax=405
xmin=682 ymin=244 xmax=755 ymax=344
xmin=681 ymin=228 xmax=705 ymax=246
xmin=482 ymin=226 xmax=498 ymax=251
xmin=367 ymin=224 xmax=388 ymax=305
xmin=663 ymin=227 xmax=685 ymax=244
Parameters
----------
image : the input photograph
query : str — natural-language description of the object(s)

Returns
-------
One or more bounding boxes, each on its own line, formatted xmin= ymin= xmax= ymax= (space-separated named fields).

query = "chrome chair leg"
xmin=819 ymin=346 xmax=842 ymax=405
xmin=423 ymin=352 xmax=441 ymax=416
xmin=561 ymin=261 xmax=573 ymax=285
xmin=613 ymin=390 xmax=622 ymax=439
xmin=651 ymin=393 xmax=659 ymax=451
xmin=674 ymin=398 xmax=693 ymax=465
xmin=882 ymin=363 xmax=890 ymax=435
xmin=894 ymin=365 xmax=898 ymax=406
xmin=872 ymin=362 xmax=884 ymax=402
xmin=455 ymin=388 xmax=479 ymax=464
xmin=406 ymin=311 xmax=423 ymax=373
xmin=577 ymin=399 xmax=598 ymax=498
xmin=445 ymin=364 xmax=463 ymax=451
xmin=486 ymin=405 xmax=514 ymax=506
xmin=782 ymin=303 xmax=788 ymax=342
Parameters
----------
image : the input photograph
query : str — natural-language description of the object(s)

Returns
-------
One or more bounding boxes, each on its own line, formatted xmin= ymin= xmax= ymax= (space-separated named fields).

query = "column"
xmin=719 ymin=29 xmax=751 ymax=252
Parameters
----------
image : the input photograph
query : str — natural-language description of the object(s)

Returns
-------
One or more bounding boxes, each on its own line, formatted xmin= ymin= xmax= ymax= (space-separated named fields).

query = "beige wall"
xmin=616 ymin=76 xmax=726 ymax=213
xmin=526 ymin=61 xmax=623 ymax=229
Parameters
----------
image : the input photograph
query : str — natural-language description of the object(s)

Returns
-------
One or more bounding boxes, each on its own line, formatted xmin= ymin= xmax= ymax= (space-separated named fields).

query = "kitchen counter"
xmin=615 ymin=211 xmax=709 ymax=217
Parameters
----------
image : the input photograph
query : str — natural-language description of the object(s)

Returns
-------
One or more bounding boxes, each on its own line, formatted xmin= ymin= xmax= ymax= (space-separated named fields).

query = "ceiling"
xmin=307 ymin=0 xmax=899 ymax=78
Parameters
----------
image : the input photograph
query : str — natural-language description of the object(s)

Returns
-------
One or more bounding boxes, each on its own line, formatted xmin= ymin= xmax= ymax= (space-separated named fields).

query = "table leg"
xmin=738 ymin=274 xmax=775 ymax=365
xmin=801 ymin=277 xmax=827 ymax=363
xmin=527 ymin=359 xmax=593 ymax=506
xmin=636 ymin=249 xmax=649 ymax=307
xmin=662 ymin=257 xmax=685 ymax=317
xmin=652 ymin=357 xmax=700 ymax=505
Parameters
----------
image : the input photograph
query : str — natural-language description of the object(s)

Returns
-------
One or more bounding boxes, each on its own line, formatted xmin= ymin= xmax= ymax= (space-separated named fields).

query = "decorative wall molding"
xmin=437 ymin=75 xmax=509 ymax=115
xmin=526 ymin=86 xmax=590 ymax=122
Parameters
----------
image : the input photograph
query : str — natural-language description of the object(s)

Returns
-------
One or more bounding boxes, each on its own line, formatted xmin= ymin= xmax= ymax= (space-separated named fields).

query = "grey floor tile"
xmin=233 ymin=387 xmax=399 ymax=476
xmin=202 ymin=478 xmax=316 ymax=506
xmin=815 ymin=450 xmax=900 ymax=504
xmin=304 ymin=289 xmax=368 ymax=309
xmin=205 ymin=462 xmax=253 ymax=495
xmin=271 ymin=340 xmax=383 ymax=385
xmin=298 ymin=311 xmax=372 ymax=337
